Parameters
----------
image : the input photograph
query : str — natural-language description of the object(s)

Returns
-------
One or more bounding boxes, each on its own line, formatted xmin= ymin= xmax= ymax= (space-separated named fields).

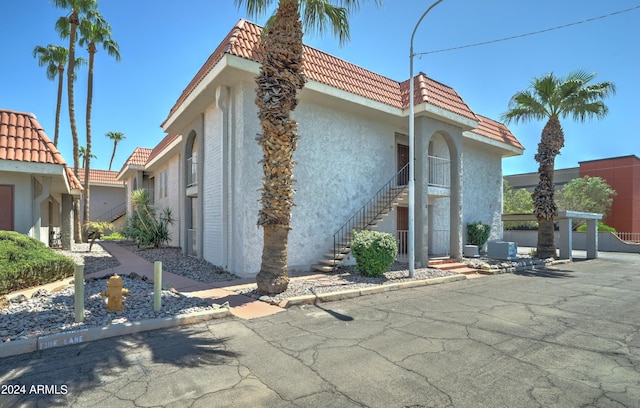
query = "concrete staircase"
xmin=312 ymin=186 xmax=408 ymax=272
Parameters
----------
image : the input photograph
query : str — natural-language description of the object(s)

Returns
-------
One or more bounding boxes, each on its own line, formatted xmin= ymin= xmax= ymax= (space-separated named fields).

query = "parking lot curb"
xmin=280 ymin=274 xmax=467 ymax=308
xmin=0 ymin=307 xmax=230 ymax=358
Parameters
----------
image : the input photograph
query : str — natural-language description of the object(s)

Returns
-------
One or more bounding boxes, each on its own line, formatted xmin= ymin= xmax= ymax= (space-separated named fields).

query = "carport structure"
xmin=502 ymin=210 xmax=602 ymax=261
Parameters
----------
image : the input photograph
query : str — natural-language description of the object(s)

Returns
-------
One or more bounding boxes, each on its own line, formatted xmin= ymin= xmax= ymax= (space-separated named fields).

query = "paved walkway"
xmin=89 ymin=242 xmax=289 ymax=320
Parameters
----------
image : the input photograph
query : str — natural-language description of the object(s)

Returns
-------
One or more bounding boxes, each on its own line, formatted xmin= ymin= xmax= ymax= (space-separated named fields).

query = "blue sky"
xmin=1 ymin=0 xmax=638 ymax=175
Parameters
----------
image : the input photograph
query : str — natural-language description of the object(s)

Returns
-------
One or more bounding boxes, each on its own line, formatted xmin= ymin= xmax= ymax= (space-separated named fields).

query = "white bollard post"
xmin=154 ymin=261 xmax=162 ymax=311
xmin=74 ymin=264 xmax=84 ymax=323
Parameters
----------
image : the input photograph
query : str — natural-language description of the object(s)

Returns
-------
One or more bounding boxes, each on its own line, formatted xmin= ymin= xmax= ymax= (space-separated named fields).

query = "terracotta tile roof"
xmin=77 ymin=168 xmax=123 ymax=186
xmin=0 ymin=109 xmax=65 ymax=164
xmin=164 ymin=19 xmax=520 ymax=149
xmin=472 ymin=114 xmax=524 ymax=150
xmin=122 ymin=147 xmax=152 ymax=168
xmin=0 ymin=108 xmax=83 ymax=190
xmin=147 ymin=134 xmax=180 ymax=164
xmin=66 ymin=167 xmax=83 ymax=190
xmin=165 ymin=20 xmax=477 ymax=122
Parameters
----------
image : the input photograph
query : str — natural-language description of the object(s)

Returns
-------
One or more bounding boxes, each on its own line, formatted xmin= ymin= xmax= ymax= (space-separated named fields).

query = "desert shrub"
xmin=123 ymin=189 xmax=175 ymax=248
xmin=0 ymin=231 xmax=75 ymax=295
xmin=351 ymin=230 xmax=397 ymax=277
xmin=467 ymin=222 xmax=491 ymax=247
xmin=101 ymin=232 xmax=126 ymax=241
xmin=576 ymin=222 xmax=616 ymax=232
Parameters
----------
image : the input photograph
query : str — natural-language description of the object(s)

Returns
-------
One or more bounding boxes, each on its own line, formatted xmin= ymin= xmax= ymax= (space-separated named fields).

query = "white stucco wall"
xmin=152 ymin=155 xmax=181 ymax=247
xmin=203 ymin=104 xmax=224 ymax=264
xmin=462 ymin=139 xmax=504 ymax=243
xmin=83 ymin=185 xmax=126 ymax=222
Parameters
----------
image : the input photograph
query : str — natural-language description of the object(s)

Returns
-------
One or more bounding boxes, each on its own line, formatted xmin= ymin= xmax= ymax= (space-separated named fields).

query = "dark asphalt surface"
xmin=1 ymin=252 xmax=639 ymax=407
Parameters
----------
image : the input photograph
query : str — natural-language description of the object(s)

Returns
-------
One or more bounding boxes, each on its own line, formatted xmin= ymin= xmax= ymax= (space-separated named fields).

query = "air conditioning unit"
xmin=487 ymin=241 xmax=518 ymax=260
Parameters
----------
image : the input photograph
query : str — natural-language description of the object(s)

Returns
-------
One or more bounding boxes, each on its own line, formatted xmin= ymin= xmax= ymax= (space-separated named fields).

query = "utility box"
xmin=463 ymin=245 xmax=479 ymax=258
xmin=487 ymin=241 xmax=518 ymax=260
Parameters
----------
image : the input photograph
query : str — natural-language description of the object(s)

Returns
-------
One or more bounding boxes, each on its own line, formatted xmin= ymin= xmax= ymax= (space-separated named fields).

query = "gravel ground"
xmin=115 ymin=242 xmax=239 ymax=283
xmin=0 ymin=273 xmax=221 ymax=342
xmin=53 ymin=242 xmax=120 ymax=275
xmin=235 ymin=262 xmax=458 ymax=303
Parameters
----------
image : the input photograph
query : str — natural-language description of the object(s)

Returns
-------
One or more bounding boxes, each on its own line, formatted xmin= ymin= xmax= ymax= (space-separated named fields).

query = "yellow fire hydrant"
xmin=100 ymin=274 xmax=129 ymax=312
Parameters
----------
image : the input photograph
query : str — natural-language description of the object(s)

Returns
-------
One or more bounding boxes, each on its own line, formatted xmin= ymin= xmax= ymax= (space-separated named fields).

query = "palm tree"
xmin=32 ymin=45 xmax=85 ymax=147
xmin=84 ymin=220 xmax=113 ymax=252
xmin=235 ymin=0 xmax=381 ymax=294
xmin=502 ymin=70 xmax=615 ymax=258
xmin=79 ymin=145 xmax=96 ymax=168
xmin=78 ymin=10 xmax=121 ymax=238
xmin=106 ymin=131 xmax=126 ymax=171
xmin=55 ymin=0 xmax=98 ymax=243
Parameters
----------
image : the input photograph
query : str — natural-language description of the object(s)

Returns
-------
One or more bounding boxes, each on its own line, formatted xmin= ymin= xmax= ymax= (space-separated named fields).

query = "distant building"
xmin=505 ymin=155 xmax=640 ymax=233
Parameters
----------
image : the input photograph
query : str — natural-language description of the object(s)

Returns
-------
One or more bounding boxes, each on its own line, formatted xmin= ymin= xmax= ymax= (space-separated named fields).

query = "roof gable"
xmin=164 ymin=19 xmax=521 ymax=151
xmin=0 ymin=108 xmax=82 ymax=190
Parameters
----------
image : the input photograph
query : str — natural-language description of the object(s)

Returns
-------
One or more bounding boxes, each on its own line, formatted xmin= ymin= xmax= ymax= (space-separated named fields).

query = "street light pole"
xmin=409 ymin=0 xmax=444 ymax=278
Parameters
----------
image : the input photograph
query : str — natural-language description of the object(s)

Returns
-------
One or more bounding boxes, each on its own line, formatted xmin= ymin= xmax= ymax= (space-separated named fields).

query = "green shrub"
xmin=0 ymin=231 xmax=75 ymax=295
xmin=102 ymin=232 xmax=126 ymax=241
xmin=467 ymin=222 xmax=491 ymax=247
xmin=576 ymin=222 xmax=616 ymax=232
xmin=351 ymin=230 xmax=397 ymax=277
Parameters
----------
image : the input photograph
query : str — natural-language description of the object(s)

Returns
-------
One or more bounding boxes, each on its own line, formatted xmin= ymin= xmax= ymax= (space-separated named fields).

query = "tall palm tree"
xmin=106 ymin=131 xmax=126 ymax=171
xmin=55 ymin=0 xmax=98 ymax=242
xmin=79 ymin=145 xmax=96 ymax=168
xmin=502 ymin=70 xmax=615 ymax=258
xmin=32 ymin=45 xmax=85 ymax=147
xmin=78 ymin=10 xmax=121 ymax=237
xmin=235 ymin=0 xmax=381 ymax=294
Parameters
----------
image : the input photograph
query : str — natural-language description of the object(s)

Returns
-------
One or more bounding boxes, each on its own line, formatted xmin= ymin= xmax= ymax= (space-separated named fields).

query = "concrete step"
xmin=312 ymin=265 xmax=334 ymax=272
xmin=318 ymin=259 xmax=342 ymax=266
xmin=429 ymin=261 xmax=467 ymax=271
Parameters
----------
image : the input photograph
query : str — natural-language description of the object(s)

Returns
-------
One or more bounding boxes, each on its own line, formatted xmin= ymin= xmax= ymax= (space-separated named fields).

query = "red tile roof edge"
xmin=147 ymin=133 xmax=181 ymax=164
xmin=0 ymin=108 xmax=83 ymax=191
xmin=472 ymin=114 xmax=524 ymax=151
xmin=164 ymin=20 xmax=478 ymax=123
xmin=77 ymin=168 xmax=124 ymax=186
xmin=117 ymin=147 xmax=152 ymax=176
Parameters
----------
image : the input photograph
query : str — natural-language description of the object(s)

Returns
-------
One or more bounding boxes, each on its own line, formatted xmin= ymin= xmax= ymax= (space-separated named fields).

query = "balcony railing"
xmin=428 ymin=155 xmax=450 ymax=188
xmin=187 ymin=156 xmax=197 ymax=186
xmin=397 ymin=229 xmax=408 ymax=260
xmin=187 ymin=228 xmax=198 ymax=257
xmin=615 ymin=232 xmax=640 ymax=243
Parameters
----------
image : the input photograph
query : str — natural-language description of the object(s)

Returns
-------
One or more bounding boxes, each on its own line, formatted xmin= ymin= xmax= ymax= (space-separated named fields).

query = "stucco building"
xmin=134 ymin=19 xmax=524 ymax=278
xmin=0 ymin=109 xmax=82 ymax=248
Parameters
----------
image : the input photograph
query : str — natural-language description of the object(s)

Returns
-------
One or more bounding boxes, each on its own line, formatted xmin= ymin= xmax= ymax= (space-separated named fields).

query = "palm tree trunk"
xmin=254 ymin=0 xmax=306 ymax=295
xmin=109 ymin=141 xmax=117 ymax=171
xmin=532 ymin=116 xmax=565 ymax=258
xmin=54 ymin=64 xmax=64 ymax=147
xmin=68 ymin=11 xmax=82 ymax=243
xmin=82 ymin=45 xmax=96 ymax=241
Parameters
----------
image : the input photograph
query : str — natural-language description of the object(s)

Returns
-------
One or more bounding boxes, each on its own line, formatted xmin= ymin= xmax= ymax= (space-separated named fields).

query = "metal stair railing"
xmin=94 ymin=201 xmax=127 ymax=222
xmin=332 ymin=163 xmax=409 ymax=269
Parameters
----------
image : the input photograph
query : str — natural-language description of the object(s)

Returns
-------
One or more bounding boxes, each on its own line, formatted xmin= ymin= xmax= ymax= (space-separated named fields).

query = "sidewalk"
xmin=91 ymin=242 xmax=286 ymax=320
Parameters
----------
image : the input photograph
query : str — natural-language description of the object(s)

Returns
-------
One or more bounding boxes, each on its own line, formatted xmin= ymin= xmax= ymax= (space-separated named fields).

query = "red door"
xmin=0 ymin=184 xmax=14 ymax=231
xmin=397 ymin=144 xmax=409 ymax=185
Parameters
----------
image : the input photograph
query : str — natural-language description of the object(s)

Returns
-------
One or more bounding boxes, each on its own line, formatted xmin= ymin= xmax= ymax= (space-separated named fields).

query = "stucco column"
xmin=586 ymin=218 xmax=598 ymax=259
xmin=558 ymin=217 xmax=572 ymax=260
xmin=450 ymin=149 xmax=463 ymax=260
xmin=61 ymin=194 xmax=73 ymax=250
xmin=414 ymin=118 xmax=430 ymax=267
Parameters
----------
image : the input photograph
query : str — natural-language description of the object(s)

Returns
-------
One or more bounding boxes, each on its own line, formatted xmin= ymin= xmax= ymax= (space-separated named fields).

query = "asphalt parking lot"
xmin=1 ymin=251 xmax=639 ymax=407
